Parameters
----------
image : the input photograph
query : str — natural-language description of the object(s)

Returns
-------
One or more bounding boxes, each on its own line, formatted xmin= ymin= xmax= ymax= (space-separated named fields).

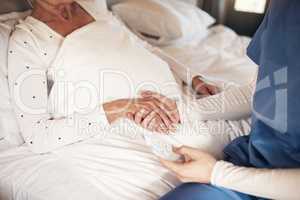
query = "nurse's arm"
xmin=211 ymin=161 xmax=300 ymax=200
xmin=135 ymin=36 xmax=255 ymax=120
xmin=188 ymin=84 xmax=254 ymax=121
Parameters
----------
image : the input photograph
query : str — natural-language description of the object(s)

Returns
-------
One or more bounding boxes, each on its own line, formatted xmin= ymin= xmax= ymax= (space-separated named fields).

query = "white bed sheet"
xmin=162 ymin=25 xmax=258 ymax=88
xmin=0 ymin=145 xmax=108 ymax=200
xmin=0 ymin=119 xmax=251 ymax=200
xmin=0 ymin=132 xmax=180 ymax=200
xmin=0 ymin=140 xmax=13 ymax=152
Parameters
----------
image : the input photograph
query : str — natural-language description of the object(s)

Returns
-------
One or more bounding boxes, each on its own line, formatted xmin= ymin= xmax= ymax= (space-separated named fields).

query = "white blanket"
xmin=0 ymin=134 xmax=179 ymax=200
xmin=162 ymin=25 xmax=258 ymax=87
xmin=0 ymin=116 xmax=251 ymax=200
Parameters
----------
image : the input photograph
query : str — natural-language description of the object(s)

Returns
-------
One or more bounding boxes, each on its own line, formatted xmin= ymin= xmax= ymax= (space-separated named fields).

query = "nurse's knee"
xmin=160 ymin=183 xmax=223 ymax=200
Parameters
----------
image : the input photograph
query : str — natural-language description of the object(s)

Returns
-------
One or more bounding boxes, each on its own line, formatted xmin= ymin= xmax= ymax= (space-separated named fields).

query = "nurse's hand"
xmin=160 ymin=146 xmax=217 ymax=184
xmin=36 ymin=0 xmax=73 ymax=21
xmin=192 ymin=76 xmax=219 ymax=96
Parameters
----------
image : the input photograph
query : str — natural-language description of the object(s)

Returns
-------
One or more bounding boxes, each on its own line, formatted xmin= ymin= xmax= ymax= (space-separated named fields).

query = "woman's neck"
xmin=31 ymin=2 xmax=95 ymax=37
xmin=31 ymin=2 xmax=62 ymax=23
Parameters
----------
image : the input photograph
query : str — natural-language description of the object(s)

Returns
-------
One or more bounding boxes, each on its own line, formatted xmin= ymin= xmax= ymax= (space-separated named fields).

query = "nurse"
xmin=159 ymin=0 xmax=300 ymax=199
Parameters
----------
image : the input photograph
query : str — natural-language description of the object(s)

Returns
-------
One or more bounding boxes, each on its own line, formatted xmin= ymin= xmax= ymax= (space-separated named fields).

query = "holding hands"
xmin=122 ymin=75 xmax=220 ymax=132
xmin=103 ymin=75 xmax=218 ymax=134
xmin=103 ymin=91 xmax=181 ymax=134
xmin=126 ymin=91 xmax=181 ymax=133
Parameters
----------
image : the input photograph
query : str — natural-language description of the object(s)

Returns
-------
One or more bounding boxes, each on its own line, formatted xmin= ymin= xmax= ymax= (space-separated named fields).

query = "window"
xmin=234 ymin=0 xmax=267 ymax=14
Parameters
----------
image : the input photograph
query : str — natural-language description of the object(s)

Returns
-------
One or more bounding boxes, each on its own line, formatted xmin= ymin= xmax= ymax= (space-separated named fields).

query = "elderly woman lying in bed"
xmin=8 ymin=0 xmax=254 ymax=154
xmin=8 ymin=0 xmax=253 ymax=156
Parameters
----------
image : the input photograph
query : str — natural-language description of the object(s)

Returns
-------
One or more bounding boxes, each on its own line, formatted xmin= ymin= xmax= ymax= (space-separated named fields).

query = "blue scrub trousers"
xmin=160 ymin=184 xmax=254 ymax=200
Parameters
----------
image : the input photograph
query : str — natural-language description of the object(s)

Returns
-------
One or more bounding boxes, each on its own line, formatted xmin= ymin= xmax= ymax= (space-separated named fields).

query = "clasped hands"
xmin=103 ymin=90 xmax=180 ymax=133
xmin=103 ymin=76 xmax=218 ymax=133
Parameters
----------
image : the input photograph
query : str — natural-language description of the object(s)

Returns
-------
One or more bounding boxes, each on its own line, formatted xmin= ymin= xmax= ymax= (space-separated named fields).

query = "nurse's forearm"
xmin=191 ymin=84 xmax=254 ymax=121
xmin=211 ymin=161 xmax=300 ymax=200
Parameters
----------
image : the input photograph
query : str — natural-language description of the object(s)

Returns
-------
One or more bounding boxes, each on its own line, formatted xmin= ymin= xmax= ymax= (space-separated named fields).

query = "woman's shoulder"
xmin=10 ymin=17 xmax=38 ymax=44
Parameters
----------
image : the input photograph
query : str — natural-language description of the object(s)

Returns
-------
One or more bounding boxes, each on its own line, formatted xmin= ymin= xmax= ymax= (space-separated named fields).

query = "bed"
xmin=0 ymin=1 xmax=254 ymax=200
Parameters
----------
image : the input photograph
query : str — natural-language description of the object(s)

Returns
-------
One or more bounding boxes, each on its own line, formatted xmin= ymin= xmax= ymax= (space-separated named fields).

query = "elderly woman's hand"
xmin=103 ymin=97 xmax=178 ymax=133
xmin=160 ymin=146 xmax=217 ymax=184
xmin=36 ymin=0 xmax=74 ymax=21
xmin=126 ymin=91 xmax=181 ymax=134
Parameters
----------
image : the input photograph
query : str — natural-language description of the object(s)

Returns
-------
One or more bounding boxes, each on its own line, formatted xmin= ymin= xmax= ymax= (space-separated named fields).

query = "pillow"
xmin=0 ymin=0 xmax=30 ymax=15
xmin=112 ymin=0 xmax=215 ymax=46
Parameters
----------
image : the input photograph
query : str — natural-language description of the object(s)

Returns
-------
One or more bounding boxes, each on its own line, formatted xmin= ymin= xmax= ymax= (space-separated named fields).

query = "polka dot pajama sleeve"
xmin=8 ymin=28 xmax=108 ymax=154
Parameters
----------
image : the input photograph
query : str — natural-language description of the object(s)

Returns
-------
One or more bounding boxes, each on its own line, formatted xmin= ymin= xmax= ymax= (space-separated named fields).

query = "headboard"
xmin=0 ymin=0 xmax=31 ymax=14
xmin=198 ymin=0 xmax=230 ymax=24
xmin=199 ymin=0 xmax=268 ymax=36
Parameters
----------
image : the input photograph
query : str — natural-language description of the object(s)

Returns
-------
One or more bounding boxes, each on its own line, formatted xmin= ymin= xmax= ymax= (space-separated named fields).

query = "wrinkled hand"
xmin=36 ymin=0 xmax=74 ymax=21
xmin=126 ymin=91 xmax=181 ymax=134
xmin=160 ymin=146 xmax=217 ymax=184
xmin=192 ymin=76 xmax=219 ymax=96
xmin=103 ymin=96 xmax=178 ymax=133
